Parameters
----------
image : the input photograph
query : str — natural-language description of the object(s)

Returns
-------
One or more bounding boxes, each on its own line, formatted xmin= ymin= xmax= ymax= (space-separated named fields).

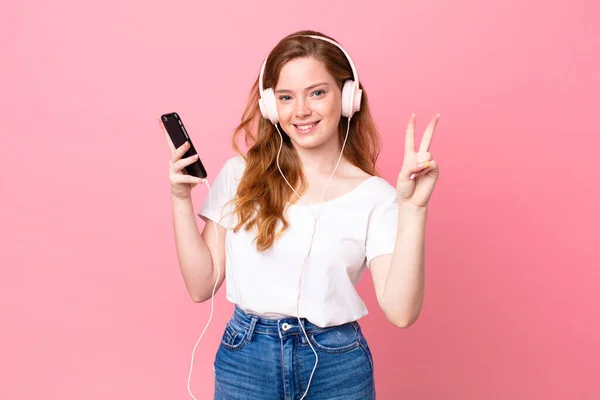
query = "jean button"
xmin=281 ymin=323 xmax=291 ymax=331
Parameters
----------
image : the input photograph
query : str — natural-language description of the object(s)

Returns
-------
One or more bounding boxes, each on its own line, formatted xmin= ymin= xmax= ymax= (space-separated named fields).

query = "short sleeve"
xmin=197 ymin=157 xmax=243 ymax=229
xmin=365 ymin=184 xmax=398 ymax=267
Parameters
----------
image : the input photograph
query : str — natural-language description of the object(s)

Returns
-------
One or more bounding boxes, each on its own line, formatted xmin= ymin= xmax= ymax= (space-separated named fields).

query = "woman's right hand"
xmin=161 ymin=120 xmax=204 ymax=200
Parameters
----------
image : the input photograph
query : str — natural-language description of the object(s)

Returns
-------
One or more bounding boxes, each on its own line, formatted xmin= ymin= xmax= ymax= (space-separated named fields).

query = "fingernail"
xmin=436 ymin=113 xmax=440 ymax=118
xmin=410 ymin=173 xmax=416 ymax=180
xmin=417 ymin=161 xmax=429 ymax=168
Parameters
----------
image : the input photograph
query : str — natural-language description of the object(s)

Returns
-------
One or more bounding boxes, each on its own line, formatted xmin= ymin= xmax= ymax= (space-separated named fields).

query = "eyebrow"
xmin=275 ymin=82 xmax=330 ymax=94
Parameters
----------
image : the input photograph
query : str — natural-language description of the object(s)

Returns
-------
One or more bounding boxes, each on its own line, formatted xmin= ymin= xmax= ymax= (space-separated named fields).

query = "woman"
xmin=164 ymin=30 xmax=440 ymax=400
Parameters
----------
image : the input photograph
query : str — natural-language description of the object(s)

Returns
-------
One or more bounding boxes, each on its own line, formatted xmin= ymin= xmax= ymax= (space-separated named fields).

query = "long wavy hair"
xmin=230 ymin=30 xmax=382 ymax=251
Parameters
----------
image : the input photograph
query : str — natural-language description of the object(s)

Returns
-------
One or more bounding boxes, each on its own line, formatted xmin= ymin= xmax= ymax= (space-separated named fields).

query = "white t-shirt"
xmin=198 ymin=156 xmax=398 ymax=328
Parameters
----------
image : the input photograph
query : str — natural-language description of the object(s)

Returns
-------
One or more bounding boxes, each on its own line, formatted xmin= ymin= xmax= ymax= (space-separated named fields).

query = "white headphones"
xmin=258 ymin=34 xmax=363 ymax=125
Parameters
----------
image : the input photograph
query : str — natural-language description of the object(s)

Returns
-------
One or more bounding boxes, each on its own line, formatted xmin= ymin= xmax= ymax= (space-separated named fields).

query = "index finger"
xmin=419 ymin=114 xmax=440 ymax=153
xmin=405 ymin=113 xmax=416 ymax=152
xmin=159 ymin=118 xmax=176 ymax=154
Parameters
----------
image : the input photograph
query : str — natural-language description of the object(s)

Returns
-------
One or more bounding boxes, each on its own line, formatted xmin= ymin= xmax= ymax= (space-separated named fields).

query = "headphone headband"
xmin=258 ymin=35 xmax=360 ymax=97
xmin=258 ymin=34 xmax=363 ymax=123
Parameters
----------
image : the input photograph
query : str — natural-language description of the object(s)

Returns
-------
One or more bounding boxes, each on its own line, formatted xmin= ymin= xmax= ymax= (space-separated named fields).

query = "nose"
xmin=294 ymin=99 xmax=312 ymax=118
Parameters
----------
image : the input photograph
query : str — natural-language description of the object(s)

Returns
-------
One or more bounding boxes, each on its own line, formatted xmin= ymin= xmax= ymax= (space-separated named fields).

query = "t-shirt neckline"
xmin=287 ymin=175 xmax=379 ymax=208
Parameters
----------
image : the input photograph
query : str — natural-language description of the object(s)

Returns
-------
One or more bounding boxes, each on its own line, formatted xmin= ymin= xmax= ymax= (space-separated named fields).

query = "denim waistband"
xmin=231 ymin=305 xmax=356 ymax=337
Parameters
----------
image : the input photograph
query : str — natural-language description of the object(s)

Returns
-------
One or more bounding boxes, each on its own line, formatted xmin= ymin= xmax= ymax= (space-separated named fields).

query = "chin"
xmin=289 ymin=133 xmax=327 ymax=150
xmin=292 ymin=138 xmax=324 ymax=150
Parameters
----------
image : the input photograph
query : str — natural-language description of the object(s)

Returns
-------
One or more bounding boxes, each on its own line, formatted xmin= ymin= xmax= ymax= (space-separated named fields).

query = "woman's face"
xmin=274 ymin=57 xmax=342 ymax=151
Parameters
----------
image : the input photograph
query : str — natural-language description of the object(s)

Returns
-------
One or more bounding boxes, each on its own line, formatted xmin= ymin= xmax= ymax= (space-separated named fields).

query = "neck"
xmin=294 ymin=139 xmax=346 ymax=177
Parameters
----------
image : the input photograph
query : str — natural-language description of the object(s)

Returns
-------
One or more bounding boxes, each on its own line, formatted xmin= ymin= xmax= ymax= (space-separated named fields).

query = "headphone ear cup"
xmin=341 ymin=80 xmax=353 ymax=118
xmin=258 ymin=96 xmax=268 ymax=121
xmin=260 ymin=88 xmax=279 ymax=125
xmin=353 ymin=87 xmax=363 ymax=117
xmin=341 ymin=80 xmax=362 ymax=118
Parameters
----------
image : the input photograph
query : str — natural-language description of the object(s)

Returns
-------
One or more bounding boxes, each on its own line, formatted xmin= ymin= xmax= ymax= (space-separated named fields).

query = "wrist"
xmin=398 ymin=201 xmax=428 ymax=216
xmin=171 ymin=193 xmax=193 ymax=204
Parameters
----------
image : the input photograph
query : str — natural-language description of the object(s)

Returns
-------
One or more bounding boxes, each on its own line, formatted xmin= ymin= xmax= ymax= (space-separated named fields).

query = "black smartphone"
xmin=160 ymin=112 xmax=208 ymax=179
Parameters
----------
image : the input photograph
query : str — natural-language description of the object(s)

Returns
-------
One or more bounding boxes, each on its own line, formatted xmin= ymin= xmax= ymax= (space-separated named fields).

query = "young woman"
xmin=163 ymin=30 xmax=440 ymax=400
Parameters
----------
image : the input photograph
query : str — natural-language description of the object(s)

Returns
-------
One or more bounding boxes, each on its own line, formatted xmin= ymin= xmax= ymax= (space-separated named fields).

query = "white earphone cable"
xmin=275 ymin=117 xmax=352 ymax=400
xmin=187 ymin=179 xmax=220 ymax=400
xmin=186 ymin=117 xmax=352 ymax=399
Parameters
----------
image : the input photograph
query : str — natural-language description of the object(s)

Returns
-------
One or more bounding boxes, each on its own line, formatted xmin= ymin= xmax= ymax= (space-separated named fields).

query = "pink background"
xmin=2 ymin=0 xmax=599 ymax=399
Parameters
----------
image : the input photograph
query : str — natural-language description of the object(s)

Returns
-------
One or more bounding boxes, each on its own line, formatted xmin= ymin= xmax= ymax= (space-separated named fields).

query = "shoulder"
xmin=209 ymin=155 xmax=246 ymax=194
xmin=223 ymin=154 xmax=246 ymax=172
xmin=216 ymin=155 xmax=246 ymax=183
xmin=341 ymin=163 xmax=395 ymax=198
xmin=364 ymin=175 xmax=397 ymax=199
xmin=356 ymin=176 xmax=398 ymax=218
xmin=343 ymin=161 xmax=394 ymax=193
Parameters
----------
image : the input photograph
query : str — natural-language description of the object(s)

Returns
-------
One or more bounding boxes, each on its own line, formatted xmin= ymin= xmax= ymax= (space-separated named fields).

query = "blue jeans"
xmin=214 ymin=305 xmax=376 ymax=400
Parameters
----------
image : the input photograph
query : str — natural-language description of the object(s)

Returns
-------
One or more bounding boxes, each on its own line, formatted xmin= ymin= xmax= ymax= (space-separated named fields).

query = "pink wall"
xmin=2 ymin=0 xmax=599 ymax=398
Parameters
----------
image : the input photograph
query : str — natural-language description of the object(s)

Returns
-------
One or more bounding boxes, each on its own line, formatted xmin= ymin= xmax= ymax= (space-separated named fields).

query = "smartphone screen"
xmin=161 ymin=112 xmax=208 ymax=179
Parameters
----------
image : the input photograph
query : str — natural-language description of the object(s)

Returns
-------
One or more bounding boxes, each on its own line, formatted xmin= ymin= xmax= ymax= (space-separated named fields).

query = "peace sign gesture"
xmin=396 ymin=114 xmax=440 ymax=208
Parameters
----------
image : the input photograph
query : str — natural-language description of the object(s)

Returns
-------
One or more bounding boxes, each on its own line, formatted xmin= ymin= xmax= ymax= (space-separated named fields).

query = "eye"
xmin=278 ymin=95 xmax=292 ymax=101
xmin=312 ymin=89 xmax=325 ymax=97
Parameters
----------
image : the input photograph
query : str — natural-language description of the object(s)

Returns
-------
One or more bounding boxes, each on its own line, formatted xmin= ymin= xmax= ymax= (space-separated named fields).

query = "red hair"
xmin=230 ymin=30 xmax=382 ymax=251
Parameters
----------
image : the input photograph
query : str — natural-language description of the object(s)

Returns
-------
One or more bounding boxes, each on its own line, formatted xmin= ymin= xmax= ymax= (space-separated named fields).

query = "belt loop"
xmin=299 ymin=319 xmax=309 ymax=345
xmin=246 ymin=315 xmax=258 ymax=342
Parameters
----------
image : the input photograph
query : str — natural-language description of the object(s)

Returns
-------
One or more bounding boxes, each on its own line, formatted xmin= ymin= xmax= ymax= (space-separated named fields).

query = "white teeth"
xmin=295 ymin=122 xmax=317 ymax=131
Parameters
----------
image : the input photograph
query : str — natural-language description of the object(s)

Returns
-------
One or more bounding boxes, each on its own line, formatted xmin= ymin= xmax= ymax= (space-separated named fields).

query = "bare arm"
xmin=160 ymin=119 xmax=227 ymax=303
xmin=171 ymin=194 xmax=226 ymax=303
xmin=370 ymin=114 xmax=440 ymax=328
xmin=370 ymin=204 xmax=427 ymax=328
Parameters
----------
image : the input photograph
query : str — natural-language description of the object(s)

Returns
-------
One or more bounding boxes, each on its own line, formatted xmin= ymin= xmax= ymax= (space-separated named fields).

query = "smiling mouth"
xmin=293 ymin=121 xmax=320 ymax=133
